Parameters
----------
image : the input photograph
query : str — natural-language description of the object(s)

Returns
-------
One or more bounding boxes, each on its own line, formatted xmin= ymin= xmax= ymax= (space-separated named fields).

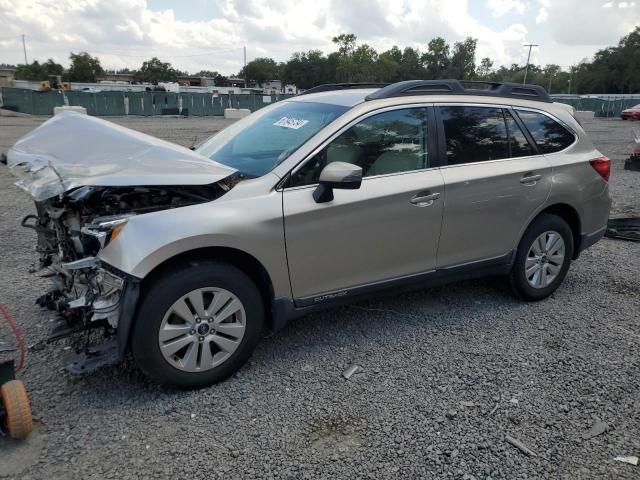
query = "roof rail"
xmin=299 ymin=83 xmax=389 ymax=96
xmin=365 ymin=79 xmax=552 ymax=103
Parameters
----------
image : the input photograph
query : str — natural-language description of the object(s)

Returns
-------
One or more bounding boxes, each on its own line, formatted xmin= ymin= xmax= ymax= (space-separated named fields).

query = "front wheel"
xmin=131 ymin=261 xmax=264 ymax=389
xmin=509 ymin=214 xmax=574 ymax=301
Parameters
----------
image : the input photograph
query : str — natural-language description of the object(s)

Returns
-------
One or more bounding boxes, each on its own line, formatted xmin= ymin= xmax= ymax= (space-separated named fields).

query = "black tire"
xmin=509 ymin=213 xmax=574 ymax=301
xmin=131 ymin=260 xmax=264 ymax=389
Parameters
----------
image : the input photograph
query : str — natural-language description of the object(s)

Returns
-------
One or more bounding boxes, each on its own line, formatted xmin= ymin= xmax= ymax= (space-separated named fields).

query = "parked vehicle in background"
xmin=620 ymin=104 xmax=640 ymax=120
xmin=8 ymin=80 xmax=611 ymax=389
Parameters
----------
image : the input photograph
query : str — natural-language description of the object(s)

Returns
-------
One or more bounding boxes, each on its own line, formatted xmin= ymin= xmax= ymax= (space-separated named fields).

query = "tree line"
xmin=243 ymin=28 xmax=640 ymax=95
xmin=13 ymin=54 xmax=227 ymax=85
xmin=10 ymin=26 xmax=640 ymax=94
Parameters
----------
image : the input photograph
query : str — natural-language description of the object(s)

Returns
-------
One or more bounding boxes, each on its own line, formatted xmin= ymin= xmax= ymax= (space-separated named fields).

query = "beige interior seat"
xmin=326 ymin=141 xmax=363 ymax=167
xmin=368 ymin=147 xmax=423 ymax=176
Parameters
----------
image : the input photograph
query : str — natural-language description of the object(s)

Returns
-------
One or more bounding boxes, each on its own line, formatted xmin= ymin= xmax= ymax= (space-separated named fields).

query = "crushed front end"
xmin=22 ymin=183 xmax=233 ymax=373
xmin=6 ymin=111 xmax=239 ymax=374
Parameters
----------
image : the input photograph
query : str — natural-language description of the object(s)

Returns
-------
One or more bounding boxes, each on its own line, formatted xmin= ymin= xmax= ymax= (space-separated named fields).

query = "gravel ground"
xmin=0 ymin=115 xmax=638 ymax=479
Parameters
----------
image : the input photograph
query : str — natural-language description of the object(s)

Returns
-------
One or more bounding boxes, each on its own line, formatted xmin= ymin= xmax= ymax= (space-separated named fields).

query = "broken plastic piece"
xmin=582 ymin=420 xmax=607 ymax=439
xmin=614 ymin=455 xmax=639 ymax=466
xmin=605 ymin=217 xmax=640 ymax=242
xmin=342 ymin=365 xmax=360 ymax=379
xmin=64 ymin=338 xmax=118 ymax=374
xmin=62 ymin=256 xmax=98 ymax=271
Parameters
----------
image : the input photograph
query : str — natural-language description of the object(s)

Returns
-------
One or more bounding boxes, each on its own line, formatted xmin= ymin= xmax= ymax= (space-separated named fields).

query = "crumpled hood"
xmin=7 ymin=111 xmax=237 ymax=201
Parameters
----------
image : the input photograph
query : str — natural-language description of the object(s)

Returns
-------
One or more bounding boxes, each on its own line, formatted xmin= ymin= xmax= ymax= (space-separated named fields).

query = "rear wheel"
xmin=131 ymin=261 xmax=264 ymax=389
xmin=1 ymin=380 xmax=33 ymax=440
xmin=509 ymin=214 xmax=574 ymax=301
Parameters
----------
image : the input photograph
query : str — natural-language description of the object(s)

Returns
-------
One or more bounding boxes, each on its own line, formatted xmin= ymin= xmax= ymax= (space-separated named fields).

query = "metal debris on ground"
xmin=505 ymin=435 xmax=537 ymax=457
xmin=582 ymin=420 xmax=607 ymax=439
xmin=625 ymin=151 xmax=640 ymax=171
xmin=342 ymin=365 xmax=360 ymax=380
xmin=605 ymin=217 xmax=640 ymax=242
xmin=614 ymin=455 xmax=639 ymax=465
xmin=624 ymin=130 xmax=640 ymax=171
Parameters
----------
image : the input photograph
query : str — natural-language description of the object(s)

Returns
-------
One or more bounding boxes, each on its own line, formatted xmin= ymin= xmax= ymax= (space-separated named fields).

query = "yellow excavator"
xmin=39 ymin=75 xmax=70 ymax=92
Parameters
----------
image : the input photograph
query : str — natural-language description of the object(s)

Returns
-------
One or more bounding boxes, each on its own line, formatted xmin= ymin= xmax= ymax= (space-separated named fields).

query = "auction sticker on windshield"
xmin=273 ymin=117 xmax=309 ymax=129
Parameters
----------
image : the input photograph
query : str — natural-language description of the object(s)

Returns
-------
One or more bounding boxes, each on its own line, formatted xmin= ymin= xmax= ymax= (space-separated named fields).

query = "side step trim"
xmin=292 ymin=250 xmax=515 ymax=309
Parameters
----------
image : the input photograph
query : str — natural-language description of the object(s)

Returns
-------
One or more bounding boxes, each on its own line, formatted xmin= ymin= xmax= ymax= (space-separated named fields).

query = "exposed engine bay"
xmin=22 ymin=182 xmax=236 ymax=371
xmin=6 ymin=110 xmax=240 ymax=373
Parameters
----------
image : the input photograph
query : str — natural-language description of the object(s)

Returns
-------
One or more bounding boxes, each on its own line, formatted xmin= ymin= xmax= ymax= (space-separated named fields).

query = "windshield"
xmin=196 ymin=101 xmax=349 ymax=177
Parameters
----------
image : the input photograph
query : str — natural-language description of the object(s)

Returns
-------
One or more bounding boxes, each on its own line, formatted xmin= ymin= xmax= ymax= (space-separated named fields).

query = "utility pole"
xmin=21 ymin=34 xmax=28 ymax=64
xmin=522 ymin=43 xmax=538 ymax=84
xmin=568 ymin=66 xmax=574 ymax=95
xmin=243 ymin=46 xmax=247 ymax=89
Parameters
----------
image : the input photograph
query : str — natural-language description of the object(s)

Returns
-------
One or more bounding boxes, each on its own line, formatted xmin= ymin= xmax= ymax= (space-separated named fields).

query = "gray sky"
xmin=1 ymin=0 xmax=638 ymax=74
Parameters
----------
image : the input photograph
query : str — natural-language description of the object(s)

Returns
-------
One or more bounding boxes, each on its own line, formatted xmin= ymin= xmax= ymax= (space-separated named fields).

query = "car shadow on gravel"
xmin=61 ymin=276 xmax=518 ymax=399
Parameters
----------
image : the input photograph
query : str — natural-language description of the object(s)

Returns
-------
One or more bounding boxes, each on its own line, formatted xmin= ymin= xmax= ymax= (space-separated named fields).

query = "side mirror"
xmin=313 ymin=162 xmax=362 ymax=203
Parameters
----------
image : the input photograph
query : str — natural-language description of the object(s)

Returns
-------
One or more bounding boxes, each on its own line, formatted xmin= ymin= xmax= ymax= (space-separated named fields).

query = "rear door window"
xmin=439 ymin=106 xmax=509 ymax=165
xmin=515 ymin=110 xmax=576 ymax=154
xmin=505 ymin=111 xmax=536 ymax=157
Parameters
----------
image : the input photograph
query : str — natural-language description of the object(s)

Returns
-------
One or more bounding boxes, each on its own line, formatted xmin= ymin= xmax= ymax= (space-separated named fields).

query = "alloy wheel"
xmin=525 ymin=230 xmax=565 ymax=289
xmin=158 ymin=287 xmax=246 ymax=372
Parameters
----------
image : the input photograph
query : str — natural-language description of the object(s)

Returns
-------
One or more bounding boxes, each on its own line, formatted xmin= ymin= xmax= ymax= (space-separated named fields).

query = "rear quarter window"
xmin=516 ymin=110 xmax=576 ymax=154
xmin=439 ymin=106 xmax=509 ymax=165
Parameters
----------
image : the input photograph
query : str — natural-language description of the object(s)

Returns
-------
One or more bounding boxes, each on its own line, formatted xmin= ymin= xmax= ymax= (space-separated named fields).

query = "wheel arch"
xmin=139 ymin=246 xmax=278 ymax=330
xmin=525 ymin=203 xmax=582 ymax=259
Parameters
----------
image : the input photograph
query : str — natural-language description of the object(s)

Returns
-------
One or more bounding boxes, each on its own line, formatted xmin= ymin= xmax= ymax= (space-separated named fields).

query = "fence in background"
xmin=0 ymin=87 xmax=293 ymax=116
xmin=551 ymin=95 xmax=640 ymax=118
xmin=1 ymin=87 xmax=639 ymax=118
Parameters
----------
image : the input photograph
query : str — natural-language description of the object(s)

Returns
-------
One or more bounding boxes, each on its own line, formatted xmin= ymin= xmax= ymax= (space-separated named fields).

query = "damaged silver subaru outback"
xmin=8 ymin=80 xmax=611 ymax=389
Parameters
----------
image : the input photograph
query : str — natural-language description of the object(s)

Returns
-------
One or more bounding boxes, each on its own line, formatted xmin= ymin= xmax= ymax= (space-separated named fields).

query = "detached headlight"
xmin=82 ymin=215 xmax=133 ymax=248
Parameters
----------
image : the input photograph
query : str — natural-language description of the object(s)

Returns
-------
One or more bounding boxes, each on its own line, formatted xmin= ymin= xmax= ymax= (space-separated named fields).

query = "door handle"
xmin=410 ymin=192 xmax=440 ymax=207
xmin=520 ymin=174 xmax=542 ymax=185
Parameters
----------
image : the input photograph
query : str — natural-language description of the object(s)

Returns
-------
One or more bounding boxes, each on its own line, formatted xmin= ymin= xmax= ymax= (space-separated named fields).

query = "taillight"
xmin=589 ymin=156 xmax=610 ymax=182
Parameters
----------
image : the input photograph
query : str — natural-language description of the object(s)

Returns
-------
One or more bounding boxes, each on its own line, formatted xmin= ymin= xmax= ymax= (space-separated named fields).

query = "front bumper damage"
xmin=37 ymin=256 xmax=139 ymax=374
xmin=6 ymin=111 xmax=240 ymax=375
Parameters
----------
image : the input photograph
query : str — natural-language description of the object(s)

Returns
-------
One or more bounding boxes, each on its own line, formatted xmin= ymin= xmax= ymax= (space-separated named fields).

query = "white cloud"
xmin=541 ymin=2 xmax=639 ymax=46
xmin=603 ymin=0 xmax=638 ymax=8
xmin=535 ymin=0 xmax=549 ymax=23
xmin=486 ymin=0 xmax=526 ymax=17
xmin=0 ymin=0 xmax=638 ymax=74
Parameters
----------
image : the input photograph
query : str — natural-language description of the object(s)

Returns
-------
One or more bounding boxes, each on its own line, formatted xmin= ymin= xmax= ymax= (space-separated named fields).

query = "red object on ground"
xmin=0 ymin=304 xmax=25 ymax=372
